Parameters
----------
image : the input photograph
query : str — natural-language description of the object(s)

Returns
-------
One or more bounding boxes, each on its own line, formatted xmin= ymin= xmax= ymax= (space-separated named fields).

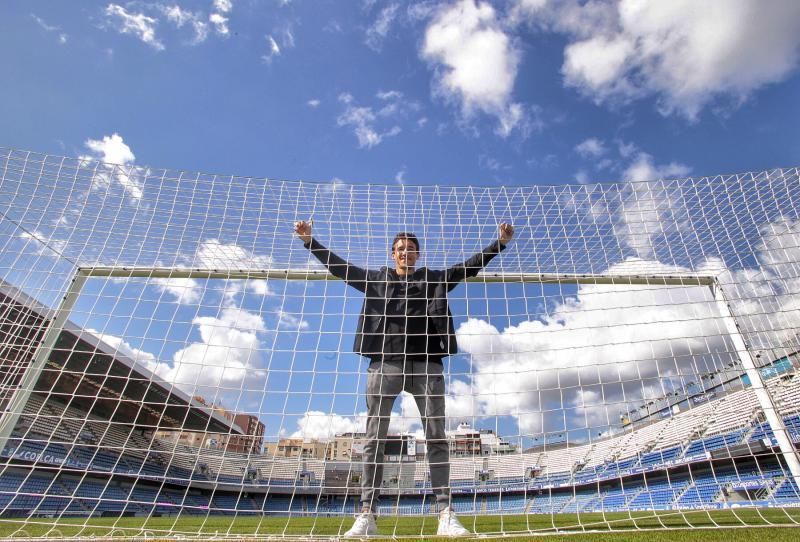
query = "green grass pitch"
xmin=0 ymin=509 xmax=799 ymax=540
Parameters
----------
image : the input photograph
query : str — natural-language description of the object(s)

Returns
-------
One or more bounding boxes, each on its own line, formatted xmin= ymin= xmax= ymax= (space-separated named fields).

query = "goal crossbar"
xmin=77 ymin=266 xmax=717 ymax=286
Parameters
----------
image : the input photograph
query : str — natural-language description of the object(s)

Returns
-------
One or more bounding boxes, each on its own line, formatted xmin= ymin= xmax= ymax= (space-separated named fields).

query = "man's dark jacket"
xmin=304 ymin=238 xmax=506 ymax=358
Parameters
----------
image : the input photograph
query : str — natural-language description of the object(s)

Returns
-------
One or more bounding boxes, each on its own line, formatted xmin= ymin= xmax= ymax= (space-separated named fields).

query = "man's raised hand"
xmin=499 ymin=223 xmax=514 ymax=246
xmin=294 ymin=219 xmax=313 ymax=244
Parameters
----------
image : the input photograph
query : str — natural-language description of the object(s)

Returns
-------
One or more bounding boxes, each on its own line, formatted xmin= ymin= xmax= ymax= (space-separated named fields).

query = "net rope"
xmin=0 ymin=147 xmax=799 ymax=538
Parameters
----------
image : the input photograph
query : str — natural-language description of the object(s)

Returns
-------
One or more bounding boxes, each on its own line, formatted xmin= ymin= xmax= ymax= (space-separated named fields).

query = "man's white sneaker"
xmin=437 ymin=507 xmax=470 ymax=537
xmin=343 ymin=512 xmax=378 ymax=537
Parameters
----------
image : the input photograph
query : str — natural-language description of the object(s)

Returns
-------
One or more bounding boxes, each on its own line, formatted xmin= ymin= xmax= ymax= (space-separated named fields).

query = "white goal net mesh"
xmin=0 ymin=147 xmax=799 ymax=538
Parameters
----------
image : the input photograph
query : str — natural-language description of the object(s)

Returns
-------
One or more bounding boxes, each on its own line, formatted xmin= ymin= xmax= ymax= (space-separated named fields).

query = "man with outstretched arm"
xmin=293 ymin=220 xmax=514 ymax=537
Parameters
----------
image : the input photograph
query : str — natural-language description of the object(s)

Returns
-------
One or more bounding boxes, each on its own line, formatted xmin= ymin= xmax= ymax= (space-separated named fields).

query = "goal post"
xmin=0 ymin=272 xmax=87 ymax=449
xmin=3 ymin=263 xmax=798 ymax=500
xmin=711 ymin=280 xmax=800 ymax=486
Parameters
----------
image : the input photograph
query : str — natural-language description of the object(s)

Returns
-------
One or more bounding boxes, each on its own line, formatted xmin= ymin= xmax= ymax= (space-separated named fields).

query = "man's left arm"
xmin=445 ymin=223 xmax=514 ymax=285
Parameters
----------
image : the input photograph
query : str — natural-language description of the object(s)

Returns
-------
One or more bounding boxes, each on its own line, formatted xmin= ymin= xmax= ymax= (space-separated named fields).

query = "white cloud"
xmin=83 ymin=133 xmax=134 ymax=165
xmin=392 ymin=392 xmax=424 ymax=433
xmin=275 ymin=309 xmax=309 ymax=330
xmin=569 ymin=148 xmax=694 ymax=258
xmin=32 ymin=13 xmax=68 ymax=44
xmin=292 ymin=411 xmax=363 ymax=440
xmin=262 ymin=26 xmax=295 ymax=63
xmin=337 ymin=96 xmax=381 ymax=148
xmin=31 ymin=13 xmax=58 ymax=32
xmin=209 ymin=13 xmax=229 ymax=36
xmin=324 ymin=19 xmax=343 ymax=34
xmin=407 ymin=1 xmax=439 ymax=22
xmin=19 ymin=230 xmax=67 ymax=257
xmin=87 ymin=329 xmax=253 ymax=408
xmin=104 ymin=3 xmax=233 ymax=48
xmin=616 ymin=139 xmax=637 ymax=158
xmin=574 ymin=137 xmax=607 ymax=158
xmin=622 ymin=152 xmax=690 ymax=184
xmin=219 ymin=280 xmax=244 ymax=307
xmin=563 ymin=35 xmax=634 ymax=95
xmin=596 ymin=158 xmax=613 ymax=170
xmin=336 ymin=93 xmax=405 ymax=148
xmin=87 ymin=329 xmax=156 ymax=367
xmin=574 ymin=170 xmax=590 ymax=184
xmin=194 ymin=239 xmax=273 ymax=270
xmin=507 ymin=0 xmax=549 ymax=24
xmin=152 ymin=277 xmax=202 ymax=304
xmin=161 ymin=5 xmax=208 ymax=44
xmin=543 ymin=0 xmax=800 ymax=120
xmin=104 ymin=4 xmax=164 ymax=51
xmin=616 ymin=153 xmax=691 ymax=258
xmin=292 ymin=392 xmax=421 ymax=439
xmin=395 ymin=168 xmax=406 ymax=185
xmin=246 ymin=279 xmax=275 ymax=296
xmin=307 ymin=99 xmax=321 ymax=108
xmin=80 ymin=133 xmax=144 ymax=201
xmin=570 ymin=388 xmax=619 ymax=433
xmin=322 ymin=177 xmax=351 ymax=194
xmin=421 ymin=0 xmax=523 ymax=137
xmin=376 ymin=90 xmax=403 ymax=101
xmin=161 ymin=307 xmax=267 ymax=392
xmin=162 ymin=5 xmax=192 ymax=26
xmin=214 ymin=0 xmax=233 ymax=13
xmin=209 ymin=0 xmax=234 ymax=36
xmin=455 ymin=257 xmax=724 ymax=434
xmin=720 ymin=218 xmax=800 ymax=351
xmin=281 ymin=27 xmax=295 ymax=48
xmin=478 ymin=154 xmax=508 ymax=172
xmin=263 ymin=35 xmax=281 ymax=62
xmin=365 ymin=3 xmax=399 ymax=51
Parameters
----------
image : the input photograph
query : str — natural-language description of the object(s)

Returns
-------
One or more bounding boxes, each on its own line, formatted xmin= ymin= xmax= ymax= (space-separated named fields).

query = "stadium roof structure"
xmin=0 ymin=279 xmax=240 ymax=435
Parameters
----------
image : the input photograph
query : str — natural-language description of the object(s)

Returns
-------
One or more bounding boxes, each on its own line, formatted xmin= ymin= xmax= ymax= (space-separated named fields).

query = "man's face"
xmin=392 ymin=238 xmax=419 ymax=273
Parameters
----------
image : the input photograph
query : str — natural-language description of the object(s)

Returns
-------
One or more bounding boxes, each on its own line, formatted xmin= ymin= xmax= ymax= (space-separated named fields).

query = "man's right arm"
xmin=294 ymin=220 xmax=368 ymax=292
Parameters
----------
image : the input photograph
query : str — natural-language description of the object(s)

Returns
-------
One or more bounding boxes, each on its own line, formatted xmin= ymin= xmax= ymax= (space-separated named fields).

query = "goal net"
xmin=0 ymin=147 xmax=798 ymax=538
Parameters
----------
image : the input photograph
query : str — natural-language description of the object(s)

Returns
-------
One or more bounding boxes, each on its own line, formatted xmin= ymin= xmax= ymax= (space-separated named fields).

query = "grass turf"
xmin=0 ymin=509 xmax=799 ymax=539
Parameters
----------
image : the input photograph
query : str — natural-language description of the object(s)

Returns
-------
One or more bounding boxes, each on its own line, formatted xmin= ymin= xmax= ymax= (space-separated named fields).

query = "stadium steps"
xmin=50 ymin=479 xmax=97 ymax=515
xmin=678 ymin=421 xmax=713 ymax=460
xmin=566 ymin=492 xmax=594 ymax=513
xmin=678 ymin=479 xmax=724 ymax=508
xmin=646 ymin=417 xmax=686 ymax=453
xmin=66 ymin=495 xmax=94 ymax=515
xmin=696 ymin=419 xmax=713 ymax=439
xmin=604 ymin=487 xmax=645 ymax=511
xmin=758 ymin=477 xmax=785 ymax=501
xmin=672 ymin=481 xmax=693 ymax=505
xmin=524 ymin=495 xmax=536 ymax=514
xmin=641 ymin=441 xmax=657 ymax=454
xmin=580 ymin=445 xmax=595 ymax=467
xmin=739 ymin=409 xmax=765 ymax=443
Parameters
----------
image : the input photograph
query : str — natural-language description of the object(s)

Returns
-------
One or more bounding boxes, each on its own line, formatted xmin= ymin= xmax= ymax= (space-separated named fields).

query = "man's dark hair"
xmin=391 ymin=232 xmax=420 ymax=252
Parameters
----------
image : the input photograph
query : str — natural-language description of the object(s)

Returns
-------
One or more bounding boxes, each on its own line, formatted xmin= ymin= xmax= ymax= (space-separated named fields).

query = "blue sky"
xmin=3 ymin=1 xmax=800 ymax=186
xmin=2 ymin=0 xmax=800 ymax=448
